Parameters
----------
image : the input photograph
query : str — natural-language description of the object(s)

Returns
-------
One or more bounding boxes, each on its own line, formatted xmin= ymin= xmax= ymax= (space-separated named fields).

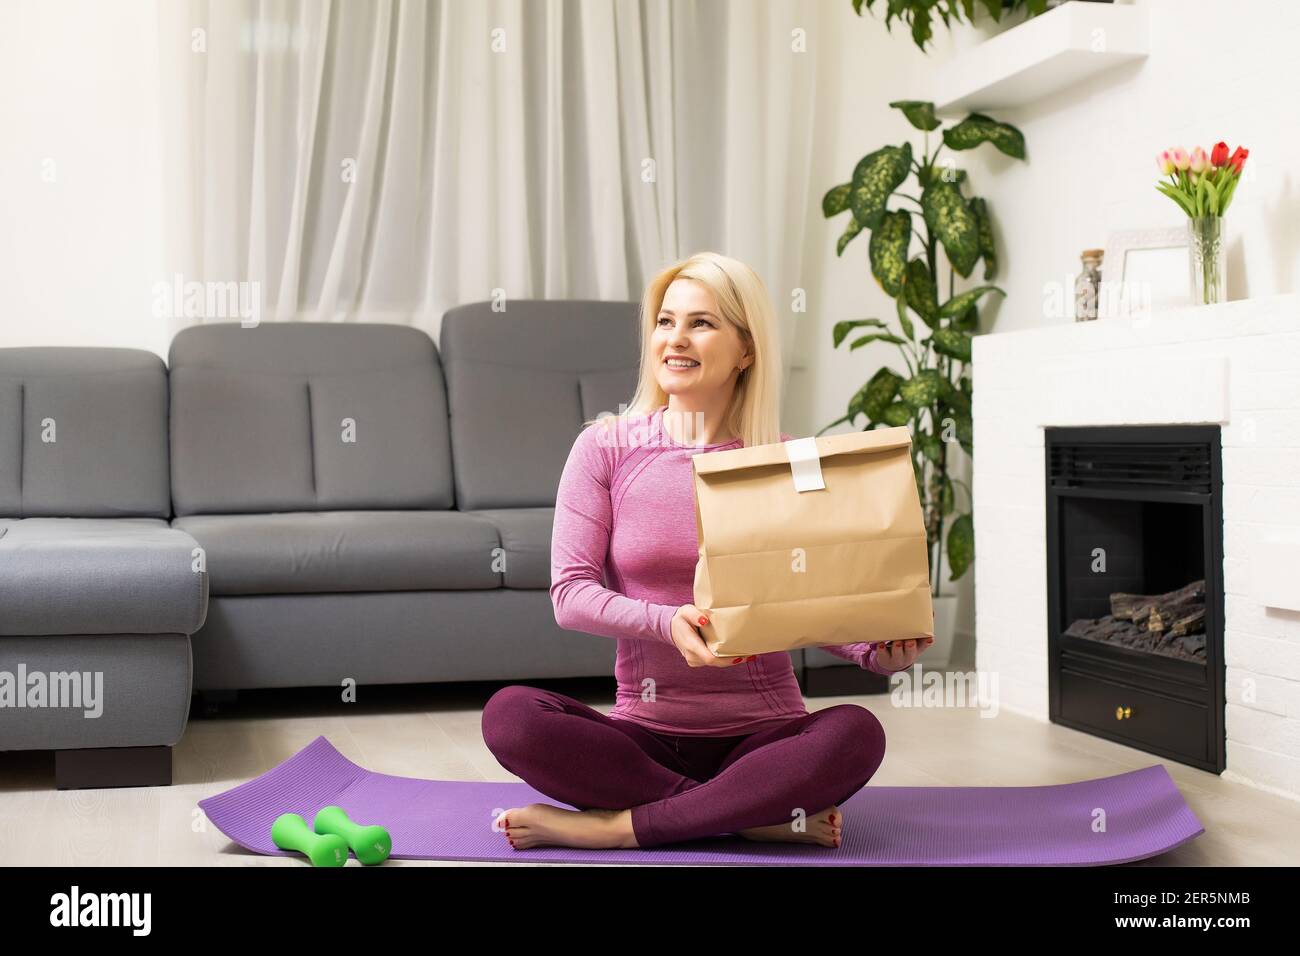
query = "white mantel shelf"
xmin=970 ymin=292 xmax=1300 ymax=801
xmin=933 ymin=2 xmax=1149 ymax=115
xmin=973 ymin=294 xmax=1299 ymax=367
xmin=976 ymin=293 xmax=1300 ymax=342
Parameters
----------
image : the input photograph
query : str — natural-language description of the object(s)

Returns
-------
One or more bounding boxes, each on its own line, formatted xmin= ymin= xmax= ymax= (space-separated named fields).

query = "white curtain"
xmin=158 ymin=0 xmax=826 ymax=372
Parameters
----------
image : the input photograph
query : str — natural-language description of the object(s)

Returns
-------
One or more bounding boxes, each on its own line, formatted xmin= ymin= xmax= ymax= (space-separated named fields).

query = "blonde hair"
xmin=583 ymin=251 xmax=784 ymax=448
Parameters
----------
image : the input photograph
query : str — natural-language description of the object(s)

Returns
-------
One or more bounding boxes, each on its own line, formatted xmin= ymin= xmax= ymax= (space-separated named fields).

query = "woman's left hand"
xmin=874 ymin=635 xmax=934 ymax=671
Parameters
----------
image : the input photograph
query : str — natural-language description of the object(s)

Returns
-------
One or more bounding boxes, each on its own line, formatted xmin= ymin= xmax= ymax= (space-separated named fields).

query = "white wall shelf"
xmin=932 ymin=2 xmax=1148 ymax=116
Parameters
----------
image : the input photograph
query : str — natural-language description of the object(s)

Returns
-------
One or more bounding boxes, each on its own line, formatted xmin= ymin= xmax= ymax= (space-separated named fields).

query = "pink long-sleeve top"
xmin=549 ymin=404 xmax=903 ymax=737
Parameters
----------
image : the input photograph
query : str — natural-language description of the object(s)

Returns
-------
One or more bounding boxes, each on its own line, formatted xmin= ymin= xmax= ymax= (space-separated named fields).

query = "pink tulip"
xmin=1189 ymin=146 xmax=1209 ymax=173
xmin=1156 ymin=150 xmax=1174 ymax=175
xmin=1170 ymin=147 xmax=1190 ymax=171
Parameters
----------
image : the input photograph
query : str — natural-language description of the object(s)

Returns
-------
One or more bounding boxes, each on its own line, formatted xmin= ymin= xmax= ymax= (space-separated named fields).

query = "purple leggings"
xmin=481 ymin=685 xmax=886 ymax=847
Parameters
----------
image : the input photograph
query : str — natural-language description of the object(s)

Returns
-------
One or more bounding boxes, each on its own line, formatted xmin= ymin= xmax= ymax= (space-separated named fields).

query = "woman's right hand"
xmin=670 ymin=604 xmax=755 ymax=668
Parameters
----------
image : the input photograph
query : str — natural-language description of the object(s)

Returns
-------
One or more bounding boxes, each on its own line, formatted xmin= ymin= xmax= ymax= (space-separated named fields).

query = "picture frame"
xmin=1099 ymin=226 xmax=1191 ymax=320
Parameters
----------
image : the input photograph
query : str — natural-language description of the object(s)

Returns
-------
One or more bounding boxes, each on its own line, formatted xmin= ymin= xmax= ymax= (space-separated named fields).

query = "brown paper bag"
xmin=691 ymin=425 xmax=934 ymax=657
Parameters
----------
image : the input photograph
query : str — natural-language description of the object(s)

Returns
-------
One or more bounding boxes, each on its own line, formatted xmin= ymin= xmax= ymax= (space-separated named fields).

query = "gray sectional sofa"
xmin=0 ymin=301 xmax=870 ymax=789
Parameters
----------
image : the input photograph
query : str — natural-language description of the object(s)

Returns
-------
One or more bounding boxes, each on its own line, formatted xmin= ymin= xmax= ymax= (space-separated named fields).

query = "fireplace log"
xmin=1110 ymin=580 xmax=1206 ymax=631
xmin=1146 ymin=595 xmax=1206 ymax=634
xmin=1169 ymin=607 xmax=1206 ymax=637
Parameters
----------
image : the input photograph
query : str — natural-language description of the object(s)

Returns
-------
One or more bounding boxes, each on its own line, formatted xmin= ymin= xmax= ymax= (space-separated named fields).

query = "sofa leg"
xmin=197 ymin=689 xmax=239 ymax=715
xmin=801 ymin=665 xmax=892 ymax=697
xmin=55 ymin=746 xmax=172 ymax=789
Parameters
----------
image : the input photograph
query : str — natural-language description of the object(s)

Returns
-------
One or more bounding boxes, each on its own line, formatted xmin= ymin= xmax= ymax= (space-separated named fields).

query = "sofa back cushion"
xmin=0 ymin=348 xmax=171 ymax=518
xmin=439 ymin=300 xmax=640 ymax=509
xmin=168 ymin=323 xmax=452 ymax=516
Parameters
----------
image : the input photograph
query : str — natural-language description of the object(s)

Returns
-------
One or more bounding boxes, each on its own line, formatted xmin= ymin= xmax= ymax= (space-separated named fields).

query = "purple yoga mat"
xmin=198 ymin=735 xmax=1204 ymax=866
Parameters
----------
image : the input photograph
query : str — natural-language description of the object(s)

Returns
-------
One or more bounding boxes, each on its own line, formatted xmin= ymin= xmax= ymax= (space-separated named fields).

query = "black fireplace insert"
xmin=1046 ymin=425 xmax=1225 ymax=773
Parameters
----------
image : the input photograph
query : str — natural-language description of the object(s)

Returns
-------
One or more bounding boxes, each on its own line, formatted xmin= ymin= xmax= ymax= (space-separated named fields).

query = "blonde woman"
xmin=483 ymin=252 xmax=932 ymax=851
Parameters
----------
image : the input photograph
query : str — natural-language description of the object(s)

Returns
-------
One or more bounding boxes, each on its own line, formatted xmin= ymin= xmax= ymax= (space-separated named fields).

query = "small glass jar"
xmin=1074 ymin=249 xmax=1103 ymax=321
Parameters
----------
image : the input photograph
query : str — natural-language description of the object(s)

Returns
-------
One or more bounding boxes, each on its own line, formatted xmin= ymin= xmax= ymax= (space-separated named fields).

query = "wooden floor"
xmin=1 ymin=676 xmax=1296 ymax=866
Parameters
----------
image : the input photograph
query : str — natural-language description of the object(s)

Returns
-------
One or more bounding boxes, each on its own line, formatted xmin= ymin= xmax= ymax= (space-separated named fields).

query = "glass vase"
xmin=1187 ymin=216 xmax=1226 ymax=306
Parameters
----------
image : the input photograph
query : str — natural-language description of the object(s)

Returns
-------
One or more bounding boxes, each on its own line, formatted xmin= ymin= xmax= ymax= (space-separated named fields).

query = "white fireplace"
xmin=971 ymin=293 xmax=1300 ymax=801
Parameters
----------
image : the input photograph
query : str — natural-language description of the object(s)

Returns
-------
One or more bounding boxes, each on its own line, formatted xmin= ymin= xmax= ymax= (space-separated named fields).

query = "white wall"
xmin=794 ymin=0 xmax=1300 ymax=392
xmin=788 ymin=0 xmax=1300 ymax=662
xmin=793 ymin=0 xmax=1300 ymax=392
xmin=0 ymin=0 xmax=167 ymax=357
xmin=915 ymin=0 xmax=1299 ymax=337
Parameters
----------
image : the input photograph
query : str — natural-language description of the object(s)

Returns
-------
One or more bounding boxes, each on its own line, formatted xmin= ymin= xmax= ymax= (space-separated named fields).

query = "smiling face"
xmin=653 ymin=278 xmax=753 ymax=402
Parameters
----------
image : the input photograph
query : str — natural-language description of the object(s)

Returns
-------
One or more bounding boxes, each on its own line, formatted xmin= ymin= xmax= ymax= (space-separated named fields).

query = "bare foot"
xmin=737 ymin=805 xmax=841 ymax=847
xmin=493 ymin=803 xmax=639 ymax=851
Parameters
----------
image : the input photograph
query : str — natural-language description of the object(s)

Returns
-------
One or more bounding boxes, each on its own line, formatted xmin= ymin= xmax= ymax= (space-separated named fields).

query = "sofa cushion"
xmin=169 ymin=367 xmax=315 ymax=514
xmin=168 ymin=323 xmax=452 ymax=516
xmin=465 ymin=508 xmax=553 ymax=589
xmin=173 ymin=511 xmax=502 ymax=595
xmin=439 ymin=301 xmax=639 ymax=510
xmin=0 ymin=518 xmax=207 ymax=636
xmin=0 ymin=349 xmax=171 ymax=518
xmin=308 ymin=365 xmax=449 ymax=510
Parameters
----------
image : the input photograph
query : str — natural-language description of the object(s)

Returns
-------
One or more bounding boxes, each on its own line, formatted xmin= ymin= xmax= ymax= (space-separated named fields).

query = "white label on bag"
xmin=784 ymin=437 xmax=825 ymax=493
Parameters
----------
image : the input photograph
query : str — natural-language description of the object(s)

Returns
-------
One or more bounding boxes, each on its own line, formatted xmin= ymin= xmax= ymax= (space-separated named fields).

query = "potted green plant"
xmin=852 ymin=0 xmax=1051 ymax=51
xmin=820 ymin=99 xmax=1026 ymax=666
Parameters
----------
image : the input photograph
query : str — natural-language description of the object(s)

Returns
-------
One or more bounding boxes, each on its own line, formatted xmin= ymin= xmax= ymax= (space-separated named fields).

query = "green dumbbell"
xmin=271 ymin=812 xmax=349 ymax=867
xmin=313 ymin=806 xmax=392 ymax=865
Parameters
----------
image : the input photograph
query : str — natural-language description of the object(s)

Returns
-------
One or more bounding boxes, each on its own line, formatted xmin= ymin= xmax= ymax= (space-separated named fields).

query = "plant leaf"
xmin=935 ymin=403 xmax=977 ymax=452
xmin=832 ymin=318 xmax=888 ymax=348
xmin=949 ymin=408 xmax=972 ymax=447
xmin=943 ymin=386 xmax=971 ymax=417
xmin=952 ymin=302 xmax=979 ymax=332
xmin=869 ymin=209 xmax=911 ymax=296
xmin=903 ymin=257 xmax=940 ymax=327
xmin=1220 ymin=173 xmax=1240 ymax=214
xmin=849 ymin=332 xmax=909 ymax=350
xmin=889 ymin=99 xmax=940 ymax=132
xmin=921 ymin=180 xmax=980 ymax=278
xmin=1155 ymin=181 xmax=1195 ymax=217
xmin=896 ymin=292 xmax=915 ymax=341
xmin=856 ymin=366 xmax=904 ymax=422
xmin=1203 ymin=175 xmax=1220 ymax=217
xmin=881 ymin=401 xmax=912 ymax=426
xmin=939 ymin=474 xmax=955 ymax=515
xmin=938 ymin=283 xmax=1003 ymax=318
xmin=969 ymin=196 xmax=997 ymax=280
xmin=836 ymin=214 xmax=864 ymax=256
xmin=942 ymin=112 xmax=1026 ymax=160
xmin=910 ymin=6 xmax=934 ymax=49
xmin=947 ymin=513 xmax=974 ymax=580
xmin=917 ymin=430 xmax=944 ymax=464
xmin=930 ymin=327 xmax=972 ymax=362
xmin=898 ymin=368 xmax=950 ymax=411
xmin=822 ymin=182 xmax=852 ymax=217
xmin=849 ymin=143 xmax=912 ymax=230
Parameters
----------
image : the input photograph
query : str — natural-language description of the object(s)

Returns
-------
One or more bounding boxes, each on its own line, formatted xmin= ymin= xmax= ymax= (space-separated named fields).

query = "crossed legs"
xmin=481 ymin=685 xmax=886 ymax=849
